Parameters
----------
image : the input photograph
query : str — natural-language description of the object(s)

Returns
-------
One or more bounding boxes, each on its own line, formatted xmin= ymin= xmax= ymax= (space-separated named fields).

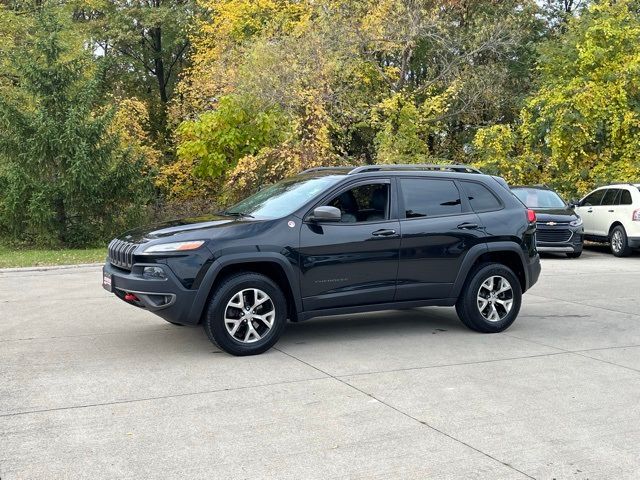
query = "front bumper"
xmin=103 ymin=262 xmax=198 ymax=325
xmin=535 ymin=228 xmax=583 ymax=253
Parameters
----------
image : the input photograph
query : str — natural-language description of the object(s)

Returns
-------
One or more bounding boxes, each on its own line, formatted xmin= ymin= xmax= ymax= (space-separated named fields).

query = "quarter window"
xmin=400 ymin=179 xmax=462 ymax=218
xmin=619 ymin=190 xmax=632 ymax=205
xmin=461 ymin=181 xmax=501 ymax=212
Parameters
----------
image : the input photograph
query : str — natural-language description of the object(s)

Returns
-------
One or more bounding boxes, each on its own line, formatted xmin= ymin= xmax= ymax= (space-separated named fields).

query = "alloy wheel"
xmin=477 ymin=276 xmax=514 ymax=322
xmin=612 ymin=230 xmax=623 ymax=253
xmin=224 ymin=288 xmax=275 ymax=343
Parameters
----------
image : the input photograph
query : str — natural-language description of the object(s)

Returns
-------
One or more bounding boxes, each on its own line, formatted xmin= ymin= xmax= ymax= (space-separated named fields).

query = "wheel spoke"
xmin=495 ymin=298 xmax=513 ymax=313
xmin=253 ymin=312 xmax=274 ymax=328
xmin=226 ymin=319 xmax=241 ymax=336
xmin=228 ymin=292 xmax=244 ymax=310
xmin=477 ymin=298 xmax=489 ymax=311
xmin=497 ymin=278 xmax=511 ymax=294
xmin=252 ymin=289 xmax=270 ymax=309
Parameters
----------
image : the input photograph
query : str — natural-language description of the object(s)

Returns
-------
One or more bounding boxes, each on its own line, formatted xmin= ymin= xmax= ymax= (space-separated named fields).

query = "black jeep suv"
xmin=103 ymin=164 xmax=541 ymax=356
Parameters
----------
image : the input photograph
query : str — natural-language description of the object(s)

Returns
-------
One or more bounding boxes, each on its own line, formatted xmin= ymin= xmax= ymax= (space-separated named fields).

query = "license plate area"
xmin=102 ymin=272 xmax=113 ymax=292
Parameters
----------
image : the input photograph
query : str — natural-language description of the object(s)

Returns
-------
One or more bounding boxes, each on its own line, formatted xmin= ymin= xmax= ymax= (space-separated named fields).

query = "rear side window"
xmin=461 ymin=181 xmax=502 ymax=212
xmin=601 ymin=189 xmax=620 ymax=206
xmin=400 ymin=179 xmax=462 ymax=218
xmin=619 ymin=190 xmax=632 ymax=205
xmin=582 ymin=189 xmax=605 ymax=206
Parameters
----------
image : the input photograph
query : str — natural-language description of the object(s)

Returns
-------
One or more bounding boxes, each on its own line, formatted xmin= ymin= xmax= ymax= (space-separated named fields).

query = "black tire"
xmin=566 ymin=251 xmax=582 ymax=258
xmin=610 ymin=225 xmax=632 ymax=257
xmin=203 ymin=272 xmax=287 ymax=356
xmin=455 ymin=263 xmax=522 ymax=333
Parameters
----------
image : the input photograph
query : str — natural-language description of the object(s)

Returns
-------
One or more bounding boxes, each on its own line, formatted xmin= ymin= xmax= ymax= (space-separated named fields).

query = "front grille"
xmin=108 ymin=239 xmax=138 ymax=270
xmin=536 ymin=228 xmax=573 ymax=243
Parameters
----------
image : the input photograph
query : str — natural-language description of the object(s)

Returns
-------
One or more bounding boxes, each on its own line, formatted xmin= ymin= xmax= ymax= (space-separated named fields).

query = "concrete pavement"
xmin=1 ymin=248 xmax=639 ymax=479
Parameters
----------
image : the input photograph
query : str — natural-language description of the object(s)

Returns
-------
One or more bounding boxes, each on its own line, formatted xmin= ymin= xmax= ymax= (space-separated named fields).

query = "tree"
xmin=75 ymin=0 xmax=195 ymax=137
xmin=474 ymin=0 xmax=640 ymax=196
xmin=0 ymin=6 xmax=154 ymax=245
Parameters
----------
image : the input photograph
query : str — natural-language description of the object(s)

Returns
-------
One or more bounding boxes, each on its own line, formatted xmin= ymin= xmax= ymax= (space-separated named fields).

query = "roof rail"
xmin=347 ymin=164 xmax=482 ymax=175
xmin=298 ymin=166 xmax=352 ymax=175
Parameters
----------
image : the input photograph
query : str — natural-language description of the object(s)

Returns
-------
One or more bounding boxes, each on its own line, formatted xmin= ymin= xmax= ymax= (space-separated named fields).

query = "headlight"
xmin=569 ymin=217 xmax=583 ymax=227
xmin=142 ymin=240 xmax=205 ymax=253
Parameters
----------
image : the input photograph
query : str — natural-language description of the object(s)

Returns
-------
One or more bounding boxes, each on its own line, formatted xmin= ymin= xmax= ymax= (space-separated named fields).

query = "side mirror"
xmin=310 ymin=206 xmax=342 ymax=222
xmin=569 ymin=199 xmax=580 ymax=208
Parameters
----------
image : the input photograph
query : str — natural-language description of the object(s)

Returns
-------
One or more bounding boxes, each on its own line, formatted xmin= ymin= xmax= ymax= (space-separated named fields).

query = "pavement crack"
xmin=274 ymin=347 xmax=536 ymax=480
xmin=0 ymin=376 xmax=328 ymax=418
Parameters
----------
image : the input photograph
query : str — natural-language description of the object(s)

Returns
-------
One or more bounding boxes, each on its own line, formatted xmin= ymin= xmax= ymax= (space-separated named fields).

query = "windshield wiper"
xmin=221 ymin=210 xmax=255 ymax=218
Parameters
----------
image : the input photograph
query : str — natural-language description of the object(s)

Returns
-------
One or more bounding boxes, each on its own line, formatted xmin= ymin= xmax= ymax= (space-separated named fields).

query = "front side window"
xmin=581 ymin=189 xmax=606 ymax=206
xmin=326 ymin=183 xmax=389 ymax=223
xmin=400 ymin=178 xmax=462 ymax=218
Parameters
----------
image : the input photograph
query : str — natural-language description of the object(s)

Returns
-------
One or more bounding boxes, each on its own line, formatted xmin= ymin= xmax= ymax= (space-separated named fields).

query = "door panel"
xmin=396 ymin=214 xmax=485 ymax=301
xmin=299 ymin=221 xmax=401 ymax=311
xmin=395 ymin=177 xmax=486 ymax=301
xmin=597 ymin=189 xmax=620 ymax=236
xmin=576 ymin=189 xmax=606 ymax=235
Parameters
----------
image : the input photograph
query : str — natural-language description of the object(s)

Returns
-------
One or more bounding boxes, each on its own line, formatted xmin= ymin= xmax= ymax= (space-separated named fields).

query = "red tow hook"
xmin=124 ymin=293 xmax=140 ymax=302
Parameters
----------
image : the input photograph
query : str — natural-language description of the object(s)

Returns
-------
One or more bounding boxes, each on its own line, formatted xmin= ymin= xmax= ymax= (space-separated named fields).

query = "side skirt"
xmin=297 ymin=298 xmax=458 ymax=322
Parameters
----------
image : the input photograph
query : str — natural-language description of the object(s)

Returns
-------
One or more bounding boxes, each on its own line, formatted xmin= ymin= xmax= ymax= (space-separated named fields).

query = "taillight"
xmin=527 ymin=209 xmax=537 ymax=223
xmin=633 ymin=209 xmax=640 ymax=221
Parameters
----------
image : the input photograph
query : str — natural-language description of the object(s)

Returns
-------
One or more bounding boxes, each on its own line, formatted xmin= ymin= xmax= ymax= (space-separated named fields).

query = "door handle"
xmin=371 ymin=229 xmax=396 ymax=237
xmin=587 ymin=208 xmax=593 ymax=213
xmin=608 ymin=209 xmax=615 ymax=213
xmin=457 ymin=222 xmax=479 ymax=230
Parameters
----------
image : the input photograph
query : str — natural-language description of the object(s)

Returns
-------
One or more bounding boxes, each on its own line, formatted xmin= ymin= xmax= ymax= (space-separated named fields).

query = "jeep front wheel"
xmin=204 ymin=273 xmax=287 ymax=356
xmin=455 ymin=263 xmax=522 ymax=333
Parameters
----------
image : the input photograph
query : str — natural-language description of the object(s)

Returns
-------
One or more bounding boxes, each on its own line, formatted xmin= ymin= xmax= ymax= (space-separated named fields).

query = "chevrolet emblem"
xmin=546 ymin=221 xmax=557 ymax=226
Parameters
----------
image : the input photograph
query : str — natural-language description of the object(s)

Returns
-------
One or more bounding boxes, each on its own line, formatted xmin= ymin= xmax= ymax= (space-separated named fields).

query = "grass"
xmin=0 ymin=242 xmax=106 ymax=268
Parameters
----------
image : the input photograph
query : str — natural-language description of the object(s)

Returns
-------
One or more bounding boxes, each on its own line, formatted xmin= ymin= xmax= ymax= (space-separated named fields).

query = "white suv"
xmin=574 ymin=184 xmax=640 ymax=256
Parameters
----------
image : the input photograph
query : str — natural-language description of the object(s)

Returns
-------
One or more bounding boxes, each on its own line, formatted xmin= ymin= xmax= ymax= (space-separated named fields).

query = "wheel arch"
xmin=452 ymin=242 xmax=529 ymax=298
xmin=608 ymin=221 xmax=625 ymax=237
xmin=189 ymin=254 xmax=301 ymax=324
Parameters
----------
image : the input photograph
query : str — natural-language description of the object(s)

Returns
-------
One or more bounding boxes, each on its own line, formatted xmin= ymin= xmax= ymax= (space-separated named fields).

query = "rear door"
xmin=598 ymin=188 xmax=621 ymax=235
xmin=395 ymin=177 xmax=486 ymax=301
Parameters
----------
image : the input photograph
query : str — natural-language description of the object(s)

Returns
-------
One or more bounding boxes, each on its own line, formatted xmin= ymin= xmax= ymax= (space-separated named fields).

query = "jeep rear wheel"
xmin=204 ymin=273 xmax=287 ymax=356
xmin=455 ymin=263 xmax=522 ymax=333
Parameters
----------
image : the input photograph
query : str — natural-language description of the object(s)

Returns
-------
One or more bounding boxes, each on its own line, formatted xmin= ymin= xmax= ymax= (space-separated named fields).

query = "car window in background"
xmin=511 ymin=188 xmax=565 ymax=208
xmin=227 ymin=175 xmax=343 ymax=219
xmin=400 ymin=178 xmax=462 ymax=218
xmin=601 ymin=189 xmax=620 ymax=206
xmin=618 ymin=190 xmax=632 ymax=205
xmin=461 ymin=181 xmax=502 ymax=212
xmin=581 ymin=189 xmax=606 ymax=206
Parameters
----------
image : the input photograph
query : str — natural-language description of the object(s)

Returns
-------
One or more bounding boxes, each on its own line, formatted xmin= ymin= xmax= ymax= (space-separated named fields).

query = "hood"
xmin=532 ymin=207 xmax=578 ymax=223
xmin=118 ymin=213 xmax=259 ymax=243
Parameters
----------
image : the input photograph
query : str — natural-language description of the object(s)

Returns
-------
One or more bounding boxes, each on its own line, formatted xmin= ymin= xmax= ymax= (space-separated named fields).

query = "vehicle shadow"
xmin=280 ymin=307 xmax=466 ymax=345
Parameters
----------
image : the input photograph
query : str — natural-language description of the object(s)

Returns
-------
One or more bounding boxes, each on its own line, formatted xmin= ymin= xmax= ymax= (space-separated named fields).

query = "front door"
xmin=576 ymin=188 xmax=607 ymax=236
xmin=299 ymin=180 xmax=401 ymax=311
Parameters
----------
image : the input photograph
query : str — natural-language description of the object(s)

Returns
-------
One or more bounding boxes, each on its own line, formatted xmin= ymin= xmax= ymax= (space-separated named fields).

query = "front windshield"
xmin=512 ymin=188 xmax=566 ymax=208
xmin=226 ymin=175 xmax=343 ymax=219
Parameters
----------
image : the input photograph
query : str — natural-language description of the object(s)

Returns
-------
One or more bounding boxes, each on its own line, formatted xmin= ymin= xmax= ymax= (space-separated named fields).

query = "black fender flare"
xmin=188 ymin=253 xmax=302 ymax=323
xmin=450 ymin=241 xmax=529 ymax=298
